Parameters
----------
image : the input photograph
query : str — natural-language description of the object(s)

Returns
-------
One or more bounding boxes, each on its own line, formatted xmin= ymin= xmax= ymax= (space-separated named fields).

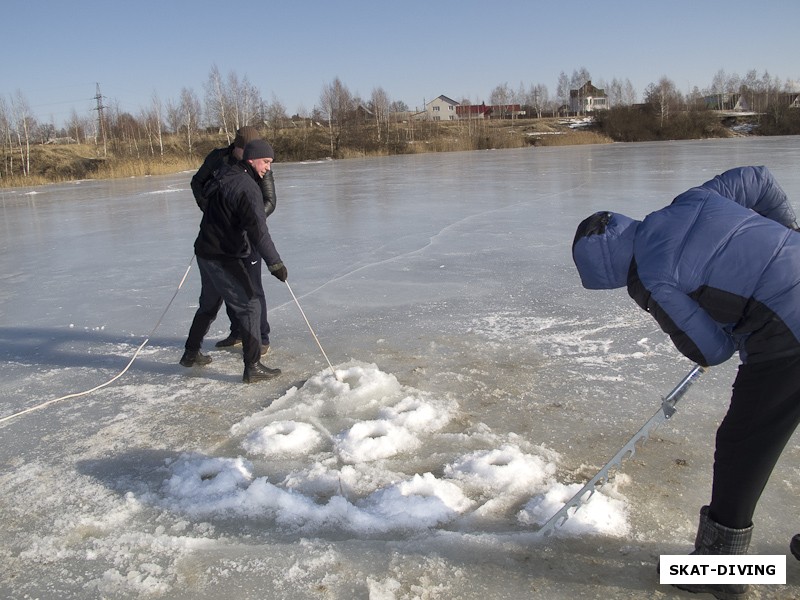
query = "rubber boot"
xmin=179 ymin=350 xmax=212 ymax=367
xmin=243 ymin=362 xmax=281 ymax=383
xmin=674 ymin=506 xmax=753 ymax=600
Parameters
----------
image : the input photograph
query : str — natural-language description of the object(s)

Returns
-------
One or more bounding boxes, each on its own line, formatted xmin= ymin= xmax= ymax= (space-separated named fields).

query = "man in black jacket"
xmin=191 ymin=126 xmax=277 ymax=354
xmin=181 ymin=139 xmax=287 ymax=383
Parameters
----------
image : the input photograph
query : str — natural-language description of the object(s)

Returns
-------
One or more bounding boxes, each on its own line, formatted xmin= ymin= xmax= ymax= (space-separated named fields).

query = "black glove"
xmin=271 ymin=264 xmax=288 ymax=282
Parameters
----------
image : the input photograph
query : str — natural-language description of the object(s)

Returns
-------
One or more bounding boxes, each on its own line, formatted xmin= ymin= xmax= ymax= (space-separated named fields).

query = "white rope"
xmin=0 ymin=256 xmax=196 ymax=426
xmin=284 ymin=280 xmax=338 ymax=380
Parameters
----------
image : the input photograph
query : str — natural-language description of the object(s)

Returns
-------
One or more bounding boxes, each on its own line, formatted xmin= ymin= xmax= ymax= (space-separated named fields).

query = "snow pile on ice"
xmin=518 ymin=475 xmax=632 ymax=535
xmin=158 ymin=361 xmax=630 ymax=537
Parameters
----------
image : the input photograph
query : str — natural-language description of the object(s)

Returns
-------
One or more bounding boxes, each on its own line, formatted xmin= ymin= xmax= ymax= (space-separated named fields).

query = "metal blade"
xmin=536 ymin=364 xmax=705 ymax=537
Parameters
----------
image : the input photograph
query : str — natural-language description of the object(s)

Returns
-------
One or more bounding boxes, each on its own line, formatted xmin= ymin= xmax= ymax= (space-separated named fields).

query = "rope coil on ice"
xmin=0 ymin=256 xmax=196 ymax=426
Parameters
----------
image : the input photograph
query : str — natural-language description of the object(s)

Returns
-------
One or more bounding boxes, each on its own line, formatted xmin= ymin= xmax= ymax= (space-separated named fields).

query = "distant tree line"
xmin=593 ymin=73 xmax=800 ymax=142
xmin=1 ymin=65 xmax=798 ymax=183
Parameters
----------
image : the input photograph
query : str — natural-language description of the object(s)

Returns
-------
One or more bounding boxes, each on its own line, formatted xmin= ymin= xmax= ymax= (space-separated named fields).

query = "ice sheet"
xmin=1 ymin=137 xmax=799 ymax=598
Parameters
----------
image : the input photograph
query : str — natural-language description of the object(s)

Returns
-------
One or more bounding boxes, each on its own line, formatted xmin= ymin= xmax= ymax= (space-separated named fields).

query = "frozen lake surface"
xmin=2 ymin=137 xmax=799 ymax=598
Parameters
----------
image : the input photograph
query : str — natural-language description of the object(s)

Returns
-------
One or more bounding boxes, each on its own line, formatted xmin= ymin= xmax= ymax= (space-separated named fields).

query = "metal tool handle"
xmin=537 ymin=364 xmax=705 ymax=537
xmin=285 ymin=281 xmax=339 ymax=380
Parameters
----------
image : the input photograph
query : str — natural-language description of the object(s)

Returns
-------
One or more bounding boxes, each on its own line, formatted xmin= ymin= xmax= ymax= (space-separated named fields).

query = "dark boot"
xmin=674 ymin=506 xmax=753 ymax=600
xmin=243 ymin=362 xmax=281 ymax=383
xmin=791 ymin=534 xmax=800 ymax=560
xmin=215 ymin=334 xmax=241 ymax=348
xmin=180 ymin=350 xmax=212 ymax=367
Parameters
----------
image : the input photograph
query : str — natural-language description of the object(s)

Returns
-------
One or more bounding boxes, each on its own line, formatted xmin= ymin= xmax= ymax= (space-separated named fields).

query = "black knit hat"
xmin=243 ymin=139 xmax=275 ymax=161
xmin=233 ymin=126 xmax=260 ymax=149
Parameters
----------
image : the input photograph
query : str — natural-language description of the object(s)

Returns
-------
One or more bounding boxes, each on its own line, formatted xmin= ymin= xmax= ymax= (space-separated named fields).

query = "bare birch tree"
xmin=226 ymin=70 xmax=243 ymax=131
xmin=150 ymin=92 xmax=164 ymax=156
xmin=370 ymin=86 xmax=390 ymax=142
xmin=644 ymin=77 xmax=682 ymax=127
xmin=0 ymin=96 xmax=11 ymax=179
xmin=11 ymin=91 xmax=34 ymax=177
xmin=230 ymin=74 xmax=261 ymax=128
xmin=513 ymin=82 xmax=526 ymax=121
xmin=319 ymin=82 xmax=335 ymax=155
xmin=556 ymin=72 xmax=570 ymax=114
xmin=205 ymin=64 xmax=231 ymax=142
xmin=66 ymin=108 xmax=84 ymax=144
xmin=319 ymin=77 xmax=353 ymax=156
xmin=621 ymin=79 xmax=637 ymax=106
xmin=263 ymin=95 xmax=288 ymax=137
xmin=711 ymin=69 xmax=729 ymax=109
xmin=740 ymin=69 xmax=760 ymax=112
xmin=607 ymin=78 xmax=623 ymax=107
xmin=761 ymin=70 xmax=782 ymax=111
xmin=165 ymin=99 xmax=180 ymax=135
xmin=490 ymin=83 xmax=511 ymax=119
xmin=527 ymin=83 xmax=548 ymax=118
xmin=170 ymin=88 xmax=201 ymax=156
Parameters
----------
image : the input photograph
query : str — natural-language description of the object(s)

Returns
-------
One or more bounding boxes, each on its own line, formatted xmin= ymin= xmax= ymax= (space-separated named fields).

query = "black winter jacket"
xmin=191 ymin=144 xmax=277 ymax=217
xmin=194 ymin=161 xmax=283 ymax=273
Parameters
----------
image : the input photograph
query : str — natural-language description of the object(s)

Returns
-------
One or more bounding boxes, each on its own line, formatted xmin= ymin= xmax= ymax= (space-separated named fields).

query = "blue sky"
xmin=3 ymin=0 xmax=798 ymax=127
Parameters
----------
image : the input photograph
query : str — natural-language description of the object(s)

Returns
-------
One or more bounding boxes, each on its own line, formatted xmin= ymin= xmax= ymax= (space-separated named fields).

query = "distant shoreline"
xmin=2 ymin=112 xmax=788 ymax=190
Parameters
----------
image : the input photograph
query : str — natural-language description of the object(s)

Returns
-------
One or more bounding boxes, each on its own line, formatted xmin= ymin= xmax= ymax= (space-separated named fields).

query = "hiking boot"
xmin=215 ymin=334 xmax=241 ymax=348
xmin=791 ymin=534 xmax=800 ymax=560
xmin=672 ymin=506 xmax=752 ymax=600
xmin=243 ymin=361 xmax=281 ymax=383
xmin=261 ymin=343 xmax=270 ymax=357
xmin=180 ymin=350 xmax=212 ymax=367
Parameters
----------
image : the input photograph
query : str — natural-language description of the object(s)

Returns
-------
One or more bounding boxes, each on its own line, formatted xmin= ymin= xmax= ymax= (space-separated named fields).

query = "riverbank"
xmin=0 ymin=117 xmax=632 ymax=189
xmin=0 ymin=111 xmax=765 ymax=189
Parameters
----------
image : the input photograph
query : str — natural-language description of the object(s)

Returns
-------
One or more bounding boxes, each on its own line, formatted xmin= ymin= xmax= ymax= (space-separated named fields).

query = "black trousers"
xmin=184 ymin=257 xmax=262 ymax=365
xmin=225 ymin=250 xmax=270 ymax=345
xmin=709 ymin=354 xmax=800 ymax=529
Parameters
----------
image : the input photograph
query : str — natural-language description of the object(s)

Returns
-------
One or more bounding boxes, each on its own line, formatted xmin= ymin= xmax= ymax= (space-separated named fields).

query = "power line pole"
xmin=94 ymin=83 xmax=107 ymax=156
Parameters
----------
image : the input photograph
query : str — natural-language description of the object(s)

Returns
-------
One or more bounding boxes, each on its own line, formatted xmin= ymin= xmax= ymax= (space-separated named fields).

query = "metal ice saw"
xmin=537 ymin=364 xmax=705 ymax=537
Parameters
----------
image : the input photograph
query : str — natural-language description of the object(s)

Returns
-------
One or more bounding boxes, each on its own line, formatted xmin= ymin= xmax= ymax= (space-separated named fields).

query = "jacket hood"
xmin=572 ymin=211 xmax=640 ymax=289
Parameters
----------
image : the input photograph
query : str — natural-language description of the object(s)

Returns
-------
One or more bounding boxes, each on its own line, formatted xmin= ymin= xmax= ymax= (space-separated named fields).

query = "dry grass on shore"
xmin=1 ymin=118 xmax=612 ymax=189
xmin=1 ymin=144 xmax=200 ymax=188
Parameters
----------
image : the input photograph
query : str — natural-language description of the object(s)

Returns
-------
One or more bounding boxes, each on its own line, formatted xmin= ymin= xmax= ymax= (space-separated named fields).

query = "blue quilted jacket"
xmin=572 ymin=166 xmax=800 ymax=366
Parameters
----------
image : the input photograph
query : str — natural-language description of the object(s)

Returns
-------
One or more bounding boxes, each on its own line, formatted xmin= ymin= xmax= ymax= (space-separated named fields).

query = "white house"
xmin=569 ymin=81 xmax=608 ymax=114
xmin=423 ymin=95 xmax=459 ymax=121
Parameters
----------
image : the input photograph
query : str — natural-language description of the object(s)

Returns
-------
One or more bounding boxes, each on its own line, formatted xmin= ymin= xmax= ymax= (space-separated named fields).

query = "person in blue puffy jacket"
xmin=572 ymin=166 xmax=800 ymax=599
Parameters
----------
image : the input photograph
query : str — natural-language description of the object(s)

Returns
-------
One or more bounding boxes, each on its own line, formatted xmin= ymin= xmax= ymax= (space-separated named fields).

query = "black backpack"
xmin=199 ymin=169 xmax=223 ymax=213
